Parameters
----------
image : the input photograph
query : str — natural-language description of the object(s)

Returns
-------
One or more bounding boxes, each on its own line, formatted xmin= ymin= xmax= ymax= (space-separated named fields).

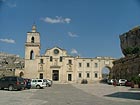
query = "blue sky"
xmin=0 ymin=0 xmax=140 ymax=58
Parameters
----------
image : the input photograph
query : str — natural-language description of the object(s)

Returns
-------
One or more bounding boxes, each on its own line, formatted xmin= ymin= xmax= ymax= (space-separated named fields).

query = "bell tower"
xmin=25 ymin=24 xmax=40 ymax=60
xmin=24 ymin=24 xmax=41 ymax=78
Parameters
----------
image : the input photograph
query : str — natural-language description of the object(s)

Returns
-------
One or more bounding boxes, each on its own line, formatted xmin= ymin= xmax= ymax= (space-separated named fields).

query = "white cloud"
xmin=68 ymin=32 xmax=78 ymax=37
xmin=71 ymin=49 xmax=78 ymax=55
xmin=41 ymin=16 xmax=71 ymax=24
xmin=1 ymin=0 xmax=16 ymax=8
xmin=0 ymin=38 xmax=15 ymax=44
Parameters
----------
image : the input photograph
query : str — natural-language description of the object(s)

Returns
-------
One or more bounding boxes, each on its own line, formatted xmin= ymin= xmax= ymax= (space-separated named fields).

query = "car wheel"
xmin=36 ymin=85 xmax=40 ymax=89
xmin=8 ymin=85 xmax=14 ymax=91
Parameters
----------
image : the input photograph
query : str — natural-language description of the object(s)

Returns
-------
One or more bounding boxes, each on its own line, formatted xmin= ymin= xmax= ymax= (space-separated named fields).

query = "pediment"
xmin=44 ymin=46 xmax=67 ymax=57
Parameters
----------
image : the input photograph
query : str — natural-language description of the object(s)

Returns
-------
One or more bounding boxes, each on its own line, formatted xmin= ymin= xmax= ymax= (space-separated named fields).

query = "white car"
xmin=107 ymin=79 xmax=116 ymax=85
xmin=31 ymin=79 xmax=46 ymax=89
xmin=118 ymin=79 xmax=127 ymax=86
xmin=44 ymin=79 xmax=53 ymax=87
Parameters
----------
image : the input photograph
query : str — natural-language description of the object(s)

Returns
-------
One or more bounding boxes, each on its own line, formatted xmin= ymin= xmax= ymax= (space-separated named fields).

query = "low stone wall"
xmin=111 ymin=54 xmax=140 ymax=80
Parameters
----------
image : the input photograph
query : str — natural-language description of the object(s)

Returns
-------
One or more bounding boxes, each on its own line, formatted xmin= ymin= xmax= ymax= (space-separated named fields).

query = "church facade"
xmin=24 ymin=25 xmax=115 ymax=83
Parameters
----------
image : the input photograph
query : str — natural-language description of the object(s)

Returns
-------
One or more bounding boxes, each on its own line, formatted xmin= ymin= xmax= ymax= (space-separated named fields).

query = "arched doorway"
xmin=19 ymin=72 xmax=24 ymax=77
xmin=102 ymin=66 xmax=111 ymax=79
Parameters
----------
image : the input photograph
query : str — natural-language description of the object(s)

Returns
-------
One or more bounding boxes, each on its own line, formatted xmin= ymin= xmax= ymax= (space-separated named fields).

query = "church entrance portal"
xmin=52 ymin=70 xmax=59 ymax=81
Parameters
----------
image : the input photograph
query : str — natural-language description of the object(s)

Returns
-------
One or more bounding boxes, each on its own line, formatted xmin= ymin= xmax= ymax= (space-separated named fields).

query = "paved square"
xmin=0 ymin=83 xmax=139 ymax=105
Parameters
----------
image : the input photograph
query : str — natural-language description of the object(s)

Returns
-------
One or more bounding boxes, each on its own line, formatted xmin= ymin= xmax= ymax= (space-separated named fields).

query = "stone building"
xmin=24 ymin=25 xmax=115 ymax=83
xmin=0 ymin=52 xmax=24 ymax=78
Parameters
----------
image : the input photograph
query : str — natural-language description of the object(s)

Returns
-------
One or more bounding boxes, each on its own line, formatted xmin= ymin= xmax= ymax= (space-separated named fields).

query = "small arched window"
xmin=30 ymin=50 xmax=34 ymax=60
xmin=31 ymin=37 xmax=34 ymax=43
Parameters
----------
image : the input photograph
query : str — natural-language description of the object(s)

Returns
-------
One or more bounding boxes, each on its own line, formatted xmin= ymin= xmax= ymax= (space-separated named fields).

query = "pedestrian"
xmin=113 ymin=80 xmax=117 ymax=87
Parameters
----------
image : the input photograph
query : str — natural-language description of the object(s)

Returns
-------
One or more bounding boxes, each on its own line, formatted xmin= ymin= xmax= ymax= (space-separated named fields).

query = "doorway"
xmin=39 ymin=73 xmax=43 ymax=79
xmin=68 ymin=74 xmax=72 ymax=81
xmin=52 ymin=70 xmax=59 ymax=81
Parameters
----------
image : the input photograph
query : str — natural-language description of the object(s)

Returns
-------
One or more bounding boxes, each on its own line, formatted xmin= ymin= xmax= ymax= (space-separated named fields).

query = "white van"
xmin=31 ymin=79 xmax=46 ymax=89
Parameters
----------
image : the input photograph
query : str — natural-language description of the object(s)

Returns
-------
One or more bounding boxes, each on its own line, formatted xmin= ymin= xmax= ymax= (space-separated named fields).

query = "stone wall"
xmin=111 ymin=55 xmax=140 ymax=80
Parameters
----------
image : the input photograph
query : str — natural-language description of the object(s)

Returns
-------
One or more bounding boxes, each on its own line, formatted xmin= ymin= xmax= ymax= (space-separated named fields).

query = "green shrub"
xmin=131 ymin=76 xmax=140 ymax=84
xmin=124 ymin=47 xmax=140 ymax=55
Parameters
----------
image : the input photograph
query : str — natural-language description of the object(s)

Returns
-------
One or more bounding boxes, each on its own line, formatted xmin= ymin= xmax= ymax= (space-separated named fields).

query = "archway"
xmin=102 ymin=66 xmax=111 ymax=79
xmin=19 ymin=72 xmax=24 ymax=77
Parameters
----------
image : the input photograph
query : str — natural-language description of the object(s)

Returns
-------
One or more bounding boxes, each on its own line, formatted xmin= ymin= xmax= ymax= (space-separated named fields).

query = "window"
xmin=79 ymin=73 xmax=82 ymax=78
xmin=87 ymin=73 xmax=90 ymax=78
xmin=50 ymin=56 xmax=53 ymax=62
xmin=68 ymin=60 xmax=72 ymax=64
xmin=40 ymin=59 xmax=43 ymax=64
xmin=95 ymin=73 xmax=98 ymax=78
xmin=31 ymin=37 xmax=34 ymax=43
xmin=32 ymin=80 xmax=37 ymax=82
xmin=79 ymin=63 xmax=82 ymax=67
xmin=87 ymin=63 xmax=90 ymax=67
xmin=95 ymin=63 xmax=98 ymax=67
xmin=38 ymin=80 xmax=42 ymax=82
xmin=30 ymin=50 xmax=34 ymax=60
xmin=60 ymin=56 xmax=63 ymax=62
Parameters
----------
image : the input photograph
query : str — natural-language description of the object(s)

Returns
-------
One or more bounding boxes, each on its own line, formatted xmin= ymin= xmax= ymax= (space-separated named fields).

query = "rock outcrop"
xmin=120 ymin=26 xmax=140 ymax=56
xmin=111 ymin=26 xmax=140 ymax=80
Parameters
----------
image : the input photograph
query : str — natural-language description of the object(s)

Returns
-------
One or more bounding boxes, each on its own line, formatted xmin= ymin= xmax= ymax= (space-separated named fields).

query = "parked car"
xmin=0 ymin=76 xmax=25 ymax=91
xmin=107 ymin=79 xmax=116 ymax=85
xmin=23 ymin=78 xmax=31 ymax=89
xmin=118 ymin=79 xmax=127 ymax=86
xmin=44 ymin=79 xmax=53 ymax=87
xmin=125 ymin=80 xmax=132 ymax=87
xmin=31 ymin=79 xmax=46 ymax=89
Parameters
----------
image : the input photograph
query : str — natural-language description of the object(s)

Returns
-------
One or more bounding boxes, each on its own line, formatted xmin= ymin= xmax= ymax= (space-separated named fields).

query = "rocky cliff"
xmin=120 ymin=26 xmax=140 ymax=56
xmin=111 ymin=26 xmax=140 ymax=80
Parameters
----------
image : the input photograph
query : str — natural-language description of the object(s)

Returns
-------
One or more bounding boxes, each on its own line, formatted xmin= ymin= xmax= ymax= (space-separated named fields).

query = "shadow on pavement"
xmin=104 ymin=92 xmax=140 ymax=100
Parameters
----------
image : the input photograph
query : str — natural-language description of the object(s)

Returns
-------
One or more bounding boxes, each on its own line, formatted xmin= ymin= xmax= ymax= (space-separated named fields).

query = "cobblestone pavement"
xmin=0 ymin=84 xmax=139 ymax=105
